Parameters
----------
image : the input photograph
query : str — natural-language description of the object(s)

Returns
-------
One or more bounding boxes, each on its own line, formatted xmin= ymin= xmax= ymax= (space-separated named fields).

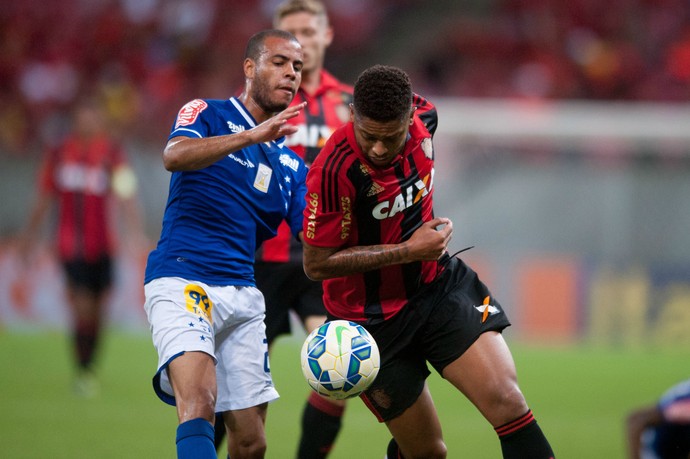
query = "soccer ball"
xmin=300 ymin=320 xmax=380 ymax=400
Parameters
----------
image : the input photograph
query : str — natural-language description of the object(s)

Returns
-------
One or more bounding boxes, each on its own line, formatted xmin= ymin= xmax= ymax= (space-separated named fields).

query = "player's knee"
xmin=487 ymin=382 xmax=529 ymax=425
xmin=177 ymin=392 xmax=217 ymax=423
xmin=232 ymin=435 xmax=267 ymax=459
xmin=404 ymin=439 xmax=447 ymax=459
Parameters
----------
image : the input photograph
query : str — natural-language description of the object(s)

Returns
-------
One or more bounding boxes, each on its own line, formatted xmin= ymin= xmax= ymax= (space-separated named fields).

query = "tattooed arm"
xmin=303 ymin=217 xmax=453 ymax=281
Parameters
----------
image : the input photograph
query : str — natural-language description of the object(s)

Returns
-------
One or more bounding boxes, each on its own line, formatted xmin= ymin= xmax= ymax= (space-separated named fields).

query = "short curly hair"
xmin=353 ymin=65 xmax=412 ymax=122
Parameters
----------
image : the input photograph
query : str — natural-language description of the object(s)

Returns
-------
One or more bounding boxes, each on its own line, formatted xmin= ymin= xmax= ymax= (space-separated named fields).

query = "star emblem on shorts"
xmin=200 ymin=335 xmax=207 ymax=342
xmin=188 ymin=321 xmax=194 ymax=327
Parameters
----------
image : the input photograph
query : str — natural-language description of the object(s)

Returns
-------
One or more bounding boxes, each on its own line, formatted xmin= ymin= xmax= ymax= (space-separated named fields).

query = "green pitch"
xmin=1 ymin=329 xmax=687 ymax=458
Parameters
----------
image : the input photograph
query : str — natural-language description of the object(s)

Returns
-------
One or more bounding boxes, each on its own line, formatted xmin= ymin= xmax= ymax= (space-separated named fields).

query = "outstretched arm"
xmin=163 ymin=102 xmax=306 ymax=171
xmin=303 ymin=217 xmax=453 ymax=281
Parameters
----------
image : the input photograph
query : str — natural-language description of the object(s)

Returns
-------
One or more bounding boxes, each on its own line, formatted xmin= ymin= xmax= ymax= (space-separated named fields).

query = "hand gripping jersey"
xmin=257 ymin=70 xmax=352 ymax=263
xmin=145 ymin=97 xmax=308 ymax=286
xmin=304 ymin=94 xmax=439 ymax=323
xmin=38 ymin=134 xmax=128 ymax=262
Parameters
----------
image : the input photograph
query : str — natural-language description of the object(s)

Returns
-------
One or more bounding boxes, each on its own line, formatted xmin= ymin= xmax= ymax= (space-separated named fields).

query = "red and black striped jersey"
xmin=303 ymin=94 xmax=439 ymax=322
xmin=257 ymin=70 xmax=352 ymax=263
xmin=38 ymin=134 xmax=128 ymax=262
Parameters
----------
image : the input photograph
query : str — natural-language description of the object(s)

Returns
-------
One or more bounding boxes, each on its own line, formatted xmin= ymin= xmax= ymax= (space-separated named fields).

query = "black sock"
xmin=74 ymin=322 xmax=98 ymax=370
xmin=386 ymin=437 xmax=404 ymax=458
xmin=297 ymin=392 xmax=345 ymax=459
xmin=495 ymin=410 xmax=555 ymax=459
xmin=214 ymin=412 xmax=226 ymax=451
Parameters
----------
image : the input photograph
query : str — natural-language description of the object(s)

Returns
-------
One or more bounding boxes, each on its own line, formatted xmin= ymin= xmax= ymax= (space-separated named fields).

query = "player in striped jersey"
xmin=19 ymin=97 xmax=143 ymax=398
xmin=144 ymin=30 xmax=307 ymax=459
xmin=302 ymin=65 xmax=554 ymax=458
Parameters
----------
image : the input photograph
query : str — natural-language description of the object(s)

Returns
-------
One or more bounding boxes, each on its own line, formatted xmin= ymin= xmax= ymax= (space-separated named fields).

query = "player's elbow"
xmin=162 ymin=148 xmax=183 ymax=171
xmin=303 ymin=243 xmax=339 ymax=281
xmin=163 ymin=137 xmax=192 ymax=171
xmin=303 ymin=262 xmax=327 ymax=281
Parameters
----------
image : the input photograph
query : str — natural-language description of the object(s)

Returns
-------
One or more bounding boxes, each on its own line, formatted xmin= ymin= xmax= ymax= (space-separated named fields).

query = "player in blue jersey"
xmin=143 ymin=29 xmax=306 ymax=459
xmin=627 ymin=378 xmax=690 ymax=458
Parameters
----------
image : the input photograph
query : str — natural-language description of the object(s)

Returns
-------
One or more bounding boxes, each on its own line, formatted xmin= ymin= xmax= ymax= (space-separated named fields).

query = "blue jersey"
xmin=145 ymin=97 xmax=308 ymax=286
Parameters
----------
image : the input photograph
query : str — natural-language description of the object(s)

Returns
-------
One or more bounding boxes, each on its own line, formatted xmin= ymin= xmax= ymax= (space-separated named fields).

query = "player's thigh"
xmin=385 ymin=383 xmax=446 ymax=459
xmin=214 ymin=286 xmax=279 ymax=413
xmin=442 ymin=331 xmax=527 ymax=426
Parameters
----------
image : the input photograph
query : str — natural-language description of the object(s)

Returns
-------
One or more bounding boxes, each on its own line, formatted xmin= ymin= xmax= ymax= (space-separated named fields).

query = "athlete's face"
xmin=351 ymin=107 xmax=415 ymax=168
xmin=248 ymin=36 xmax=303 ymax=112
xmin=277 ymin=12 xmax=332 ymax=76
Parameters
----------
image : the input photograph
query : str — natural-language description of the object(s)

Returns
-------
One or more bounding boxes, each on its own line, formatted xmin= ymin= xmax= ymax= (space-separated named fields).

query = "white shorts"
xmin=144 ymin=277 xmax=279 ymax=412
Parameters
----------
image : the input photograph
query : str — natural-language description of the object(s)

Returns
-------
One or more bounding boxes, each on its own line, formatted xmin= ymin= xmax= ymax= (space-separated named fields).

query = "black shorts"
xmin=347 ymin=257 xmax=511 ymax=422
xmin=650 ymin=423 xmax=690 ymax=458
xmin=62 ymin=256 xmax=113 ymax=295
xmin=254 ymin=261 xmax=325 ymax=345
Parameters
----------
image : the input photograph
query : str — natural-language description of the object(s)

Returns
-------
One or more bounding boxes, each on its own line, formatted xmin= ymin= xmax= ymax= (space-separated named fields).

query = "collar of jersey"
xmin=229 ymin=97 xmax=286 ymax=148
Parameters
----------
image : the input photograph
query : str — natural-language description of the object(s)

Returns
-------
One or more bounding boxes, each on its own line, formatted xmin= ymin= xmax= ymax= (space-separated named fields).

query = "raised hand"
xmin=250 ymin=102 xmax=306 ymax=143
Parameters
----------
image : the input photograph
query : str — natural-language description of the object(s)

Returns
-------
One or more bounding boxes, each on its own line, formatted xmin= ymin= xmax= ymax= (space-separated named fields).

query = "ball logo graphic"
xmin=300 ymin=320 xmax=380 ymax=400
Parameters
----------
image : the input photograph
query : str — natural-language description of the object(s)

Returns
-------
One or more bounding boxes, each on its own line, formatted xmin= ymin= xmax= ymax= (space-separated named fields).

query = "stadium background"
xmin=1 ymin=0 xmax=689 ymax=457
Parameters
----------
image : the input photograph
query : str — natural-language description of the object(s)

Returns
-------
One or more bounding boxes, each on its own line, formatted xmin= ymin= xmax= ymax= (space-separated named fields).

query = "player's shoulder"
xmin=321 ymin=70 xmax=354 ymax=100
xmin=310 ymin=124 xmax=357 ymax=170
xmin=413 ymin=93 xmax=436 ymax=115
xmin=412 ymin=93 xmax=438 ymax=136
xmin=322 ymin=70 xmax=353 ymax=91
xmin=177 ymin=98 xmax=235 ymax=115
xmin=173 ymin=98 xmax=225 ymax=125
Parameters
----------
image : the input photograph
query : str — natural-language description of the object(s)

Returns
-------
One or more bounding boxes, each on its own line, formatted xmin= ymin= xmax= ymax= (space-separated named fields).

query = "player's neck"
xmin=300 ymin=68 xmax=322 ymax=95
xmin=238 ymin=92 xmax=272 ymax=124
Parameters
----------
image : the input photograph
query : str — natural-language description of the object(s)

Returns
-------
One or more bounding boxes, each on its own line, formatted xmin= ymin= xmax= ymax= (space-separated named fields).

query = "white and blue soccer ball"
xmin=300 ymin=320 xmax=380 ymax=400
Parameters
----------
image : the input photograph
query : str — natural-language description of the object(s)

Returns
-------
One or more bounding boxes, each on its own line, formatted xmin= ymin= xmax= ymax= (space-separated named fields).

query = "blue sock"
xmin=176 ymin=418 xmax=216 ymax=459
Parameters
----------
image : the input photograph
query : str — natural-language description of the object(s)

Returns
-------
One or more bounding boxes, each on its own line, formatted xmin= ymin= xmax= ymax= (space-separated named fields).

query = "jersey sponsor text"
xmin=305 ymin=192 xmax=319 ymax=239
xmin=371 ymin=173 xmax=432 ymax=220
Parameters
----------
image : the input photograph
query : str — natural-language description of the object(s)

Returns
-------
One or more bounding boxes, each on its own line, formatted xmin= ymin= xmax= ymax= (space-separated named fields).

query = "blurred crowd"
xmin=413 ymin=0 xmax=690 ymax=102
xmin=1 ymin=0 xmax=689 ymax=156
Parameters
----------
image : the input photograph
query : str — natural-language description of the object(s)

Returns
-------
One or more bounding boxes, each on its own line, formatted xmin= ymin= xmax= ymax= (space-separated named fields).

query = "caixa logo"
xmin=371 ymin=174 xmax=432 ymax=220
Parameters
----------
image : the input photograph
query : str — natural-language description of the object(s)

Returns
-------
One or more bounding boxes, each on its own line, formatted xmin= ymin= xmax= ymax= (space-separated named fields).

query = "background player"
xmin=143 ymin=30 xmax=307 ymax=459
xmin=18 ymin=96 xmax=144 ymax=398
xmin=626 ymin=378 xmax=690 ymax=458
xmin=259 ymin=2 xmax=353 ymax=458
xmin=302 ymin=65 xmax=555 ymax=458
xmin=213 ymin=1 xmax=354 ymax=457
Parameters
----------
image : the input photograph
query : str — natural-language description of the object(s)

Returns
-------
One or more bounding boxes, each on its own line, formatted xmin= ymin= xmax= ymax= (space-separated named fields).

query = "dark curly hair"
xmin=353 ymin=65 xmax=412 ymax=122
